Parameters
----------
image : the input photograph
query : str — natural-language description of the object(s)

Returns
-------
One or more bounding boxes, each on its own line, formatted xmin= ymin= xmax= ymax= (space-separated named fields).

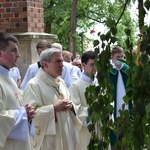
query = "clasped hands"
xmin=53 ymin=99 xmax=74 ymax=112
xmin=24 ymin=104 xmax=36 ymax=122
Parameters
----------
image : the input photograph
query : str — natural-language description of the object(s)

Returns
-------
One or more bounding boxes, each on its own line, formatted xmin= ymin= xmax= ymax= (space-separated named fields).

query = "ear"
xmin=82 ymin=62 xmax=86 ymax=68
xmin=42 ymin=61 xmax=48 ymax=68
xmin=37 ymin=49 xmax=40 ymax=56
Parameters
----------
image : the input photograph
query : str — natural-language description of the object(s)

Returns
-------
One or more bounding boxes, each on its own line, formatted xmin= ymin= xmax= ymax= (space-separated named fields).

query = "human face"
xmin=83 ymin=59 xmax=97 ymax=77
xmin=111 ymin=52 xmax=124 ymax=68
xmin=0 ymin=41 xmax=20 ymax=69
xmin=73 ymin=59 xmax=82 ymax=71
xmin=37 ymin=47 xmax=47 ymax=56
xmin=63 ymin=55 xmax=72 ymax=63
xmin=43 ymin=52 xmax=63 ymax=78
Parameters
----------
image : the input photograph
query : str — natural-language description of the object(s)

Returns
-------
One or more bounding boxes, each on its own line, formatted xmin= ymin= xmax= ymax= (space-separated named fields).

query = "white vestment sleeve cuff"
xmin=8 ymin=106 xmax=29 ymax=142
xmin=29 ymin=121 xmax=35 ymax=137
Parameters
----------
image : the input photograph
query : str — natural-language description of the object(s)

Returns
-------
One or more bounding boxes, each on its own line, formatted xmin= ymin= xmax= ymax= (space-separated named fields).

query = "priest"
xmin=23 ymin=48 xmax=81 ymax=150
xmin=0 ymin=33 xmax=35 ymax=150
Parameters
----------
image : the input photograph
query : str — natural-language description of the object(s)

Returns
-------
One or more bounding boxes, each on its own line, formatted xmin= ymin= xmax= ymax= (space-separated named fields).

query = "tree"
xmin=69 ymin=0 xmax=78 ymax=56
xmin=86 ymin=0 xmax=150 ymax=149
xmin=43 ymin=0 xmax=136 ymax=56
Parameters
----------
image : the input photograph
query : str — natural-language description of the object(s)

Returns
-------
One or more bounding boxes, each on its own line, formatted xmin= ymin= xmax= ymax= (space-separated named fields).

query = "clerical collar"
xmin=43 ymin=69 xmax=59 ymax=82
xmin=80 ymin=73 xmax=93 ymax=83
xmin=37 ymin=61 xmax=41 ymax=68
xmin=0 ymin=66 xmax=10 ymax=75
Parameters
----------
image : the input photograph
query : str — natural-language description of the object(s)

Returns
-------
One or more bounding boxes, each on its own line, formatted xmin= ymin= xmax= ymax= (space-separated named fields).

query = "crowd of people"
xmin=0 ymin=32 xmax=132 ymax=150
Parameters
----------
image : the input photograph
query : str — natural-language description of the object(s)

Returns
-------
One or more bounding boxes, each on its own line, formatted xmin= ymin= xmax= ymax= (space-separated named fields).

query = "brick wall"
xmin=0 ymin=0 xmax=44 ymax=33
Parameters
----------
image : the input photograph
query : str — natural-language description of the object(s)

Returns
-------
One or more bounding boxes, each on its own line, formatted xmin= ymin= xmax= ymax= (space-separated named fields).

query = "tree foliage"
xmin=43 ymin=0 xmax=150 ymax=149
xmin=43 ymin=0 xmax=136 ymax=56
xmin=86 ymin=0 xmax=150 ymax=149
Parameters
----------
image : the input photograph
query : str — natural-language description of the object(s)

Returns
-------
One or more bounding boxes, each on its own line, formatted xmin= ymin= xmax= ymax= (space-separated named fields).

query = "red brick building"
xmin=0 ymin=0 xmax=44 ymax=33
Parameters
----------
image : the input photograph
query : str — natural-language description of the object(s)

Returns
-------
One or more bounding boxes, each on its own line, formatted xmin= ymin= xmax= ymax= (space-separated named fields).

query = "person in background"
xmin=75 ymin=52 xmax=81 ymax=59
xmin=20 ymin=40 xmax=52 ymax=92
xmin=52 ymin=43 xmax=79 ymax=88
xmin=23 ymin=48 xmax=81 ymax=150
xmin=52 ymin=42 xmax=62 ymax=50
xmin=72 ymin=58 xmax=83 ymax=72
xmin=9 ymin=66 xmax=22 ymax=88
xmin=69 ymin=50 xmax=97 ymax=150
xmin=109 ymin=46 xmax=132 ymax=150
xmin=0 ymin=32 xmax=35 ymax=150
xmin=62 ymin=50 xmax=73 ymax=63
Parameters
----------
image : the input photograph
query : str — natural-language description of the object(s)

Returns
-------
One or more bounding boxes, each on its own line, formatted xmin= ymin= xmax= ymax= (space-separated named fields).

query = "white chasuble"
xmin=0 ymin=66 xmax=32 ymax=150
xmin=69 ymin=73 xmax=97 ymax=150
xmin=23 ymin=68 xmax=81 ymax=150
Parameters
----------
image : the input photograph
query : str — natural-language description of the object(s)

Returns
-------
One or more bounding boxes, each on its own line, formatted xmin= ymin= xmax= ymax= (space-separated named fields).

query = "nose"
xmin=61 ymin=61 xmax=64 ymax=67
xmin=16 ymin=50 xmax=21 ymax=57
xmin=93 ymin=67 xmax=97 ymax=74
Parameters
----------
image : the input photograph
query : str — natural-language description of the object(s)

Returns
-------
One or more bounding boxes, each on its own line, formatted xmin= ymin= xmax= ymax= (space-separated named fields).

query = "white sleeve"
xmin=60 ymin=64 xmax=73 ymax=88
xmin=70 ymin=66 xmax=79 ymax=82
xmin=16 ymin=67 xmax=21 ymax=79
xmin=20 ymin=67 xmax=31 ymax=90
xmin=29 ymin=121 xmax=35 ymax=137
xmin=8 ymin=106 xmax=29 ymax=142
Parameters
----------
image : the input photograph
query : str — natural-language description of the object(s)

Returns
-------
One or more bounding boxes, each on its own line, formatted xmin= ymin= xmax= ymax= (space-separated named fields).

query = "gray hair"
xmin=40 ymin=48 xmax=62 ymax=68
xmin=52 ymin=43 xmax=62 ymax=51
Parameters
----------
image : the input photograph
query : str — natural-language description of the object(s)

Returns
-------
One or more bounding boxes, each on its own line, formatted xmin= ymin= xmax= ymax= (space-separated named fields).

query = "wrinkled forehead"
xmin=51 ymin=52 xmax=63 ymax=60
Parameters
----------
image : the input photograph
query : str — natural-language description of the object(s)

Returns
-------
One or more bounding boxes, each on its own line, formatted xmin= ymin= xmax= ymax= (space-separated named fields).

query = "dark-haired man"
xmin=69 ymin=50 xmax=97 ymax=150
xmin=20 ymin=40 xmax=52 ymax=92
xmin=0 ymin=33 xmax=35 ymax=150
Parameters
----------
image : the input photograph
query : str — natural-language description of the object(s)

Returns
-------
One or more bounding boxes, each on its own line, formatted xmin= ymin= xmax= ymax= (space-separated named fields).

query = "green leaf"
xmin=105 ymin=32 xmax=111 ymax=41
xmin=111 ymin=37 xmax=117 ymax=43
xmin=100 ymin=34 xmax=106 ymax=41
xmin=111 ymin=26 xmax=117 ymax=35
xmin=140 ymin=53 xmax=149 ymax=64
xmin=145 ymin=103 xmax=150 ymax=114
xmin=144 ymin=0 xmax=150 ymax=10
xmin=94 ymin=40 xmax=99 ymax=47
xmin=141 ymin=25 xmax=148 ymax=32
xmin=140 ymin=40 xmax=149 ymax=52
xmin=125 ymin=28 xmax=131 ymax=36
xmin=141 ymin=68 xmax=150 ymax=81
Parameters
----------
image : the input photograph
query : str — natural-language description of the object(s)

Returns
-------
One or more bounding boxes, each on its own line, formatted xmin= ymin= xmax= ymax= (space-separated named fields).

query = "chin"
xmin=59 ymin=73 xmax=62 ymax=76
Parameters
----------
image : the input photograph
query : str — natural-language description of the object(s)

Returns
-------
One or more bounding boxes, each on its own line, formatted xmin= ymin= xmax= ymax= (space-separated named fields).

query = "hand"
xmin=53 ymin=99 xmax=66 ymax=112
xmin=24 ymin=104 xmax=36 ymax=122
xmin=62 ymin=99 xmax=74 ymax=110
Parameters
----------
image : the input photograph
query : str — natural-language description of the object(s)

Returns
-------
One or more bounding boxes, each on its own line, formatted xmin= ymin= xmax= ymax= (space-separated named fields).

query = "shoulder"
xmin=63 ymin=61 xmax=73 ymax=69
xmin=73 ymin=65 xmax=80 ymax=71
xmin=27 ymin=76 xmax=39 ymax=84
xmin=123 ymin=63 xmax=130 ymax=69
xmin=70 ymin=78 xmax=82 ymax=88
xmin=28 ymin=63 xmax=38 ymax=69
xmin=121 ymin=63 xmax=130 ymax=73
xmin=58 ymin=77 xmax=68 ymax=86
